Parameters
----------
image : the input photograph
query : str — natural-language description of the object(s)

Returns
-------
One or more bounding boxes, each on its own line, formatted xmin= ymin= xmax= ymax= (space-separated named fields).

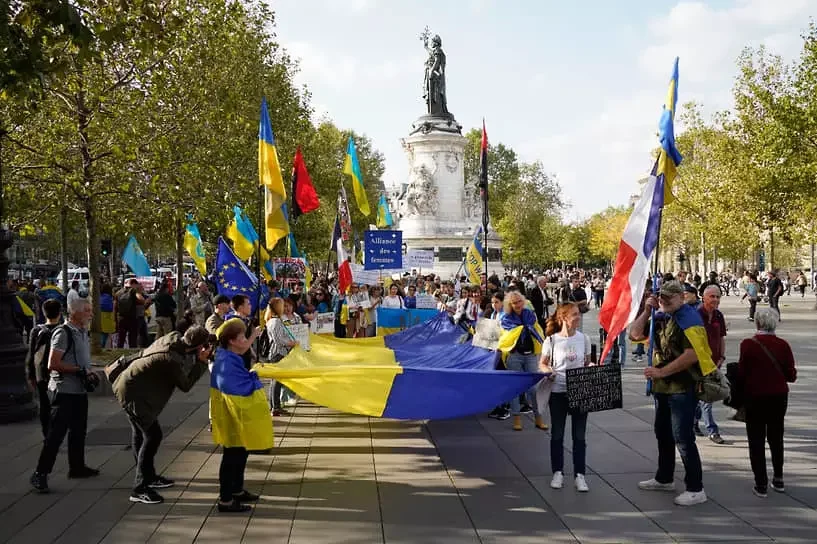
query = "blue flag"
xmin=122 ymin=235 xmax=151 ymax=277
xmin=215 ymin=237 xmax=269 ymax=313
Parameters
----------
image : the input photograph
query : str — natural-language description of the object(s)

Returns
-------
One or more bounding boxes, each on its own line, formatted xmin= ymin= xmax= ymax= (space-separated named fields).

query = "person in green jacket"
xmin=113 ymin=326 xmax=214 ymax=504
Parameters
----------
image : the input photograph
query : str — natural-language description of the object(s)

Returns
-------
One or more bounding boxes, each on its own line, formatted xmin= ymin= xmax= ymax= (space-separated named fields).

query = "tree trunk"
xmin=769 ymin=227 xmax=775 ymax=271
xmin=700 ymin=231 xmax=706 ymax=276
xmin=77 ymin=89 xmax=101 ymax=353
xmin=60 ymin=205 xmax=68 ymax=293
xmin=175 ymin=215 xmax=184 ymax=318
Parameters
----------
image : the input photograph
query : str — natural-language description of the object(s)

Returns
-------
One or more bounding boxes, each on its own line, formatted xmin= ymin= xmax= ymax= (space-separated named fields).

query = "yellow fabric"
xmin=339 ymin=302 xmax=348 ymax=325
xmin=377 ymin=327 xmax=401 ymax=336
xmin=496 ymin=323 xmax=544 ymax=363
xmin=16 ymin=296 xmax=34 ymax=317
xmin=100 ymin=311 xmax=115 ymax=334
xmin=684 ymin=326 xmax=717 ymax=376
xmin=210 ymin=388 xmax=274 ymax=450
xmin=253 ymin=334 xmax=401 ymax=417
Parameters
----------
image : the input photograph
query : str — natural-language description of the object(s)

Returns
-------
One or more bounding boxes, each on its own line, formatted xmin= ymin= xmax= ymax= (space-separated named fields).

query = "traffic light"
xmin=101 ymin=239 xmax=112 ymax=257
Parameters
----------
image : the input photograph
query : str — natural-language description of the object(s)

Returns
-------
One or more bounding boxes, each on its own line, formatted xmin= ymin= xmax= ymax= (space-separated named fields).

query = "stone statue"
xmin=421 ymin=28 xmax=448 ymax=116
xmin=405 ymin=165 xmax=439 ymax=216
xmin=462 ymin=183 xmax=479 ymax=219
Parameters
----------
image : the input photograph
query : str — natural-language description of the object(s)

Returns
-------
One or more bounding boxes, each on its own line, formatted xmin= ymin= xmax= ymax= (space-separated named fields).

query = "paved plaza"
xmin=0 ymin=294 xmax=816 ymax=543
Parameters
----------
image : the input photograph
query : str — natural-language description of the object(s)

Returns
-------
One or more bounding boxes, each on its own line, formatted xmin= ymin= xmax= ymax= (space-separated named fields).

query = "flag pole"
xmin=256 ymin=187 xmax=264 ymax=326
xmin=645 ymin=192 xmax=664 ymax=396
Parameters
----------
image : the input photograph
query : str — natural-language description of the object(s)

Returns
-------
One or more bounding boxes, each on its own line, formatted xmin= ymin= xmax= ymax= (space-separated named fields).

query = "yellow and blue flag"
xmin=660 ymin=303 xmax=716 ymax=376
xmin=122 ymin=235 xmax=151 ymax=277
xmin=259 ymin=97 xmax=290 ymax=248
xmin=254 ymin=312 xmax=546 ymax=420
xmin=215 ymin=237 xmax=269 ymax=314
xmin=226 ymin=206 xmax=256 ymax=261
xmin=343 ymin=136 xmax=370 ymax=216
xmin=464 ymin=226 xmax=484 ymax=284
xmin=657 ymin=57 xmax=682 ymax=204
xmin=210 ymin=345 xmax=273 ymax=450
xmin=183 ymin=218 xmax=207 ymax=276
xmin=376 ymin=194 xmax=393 ymax=228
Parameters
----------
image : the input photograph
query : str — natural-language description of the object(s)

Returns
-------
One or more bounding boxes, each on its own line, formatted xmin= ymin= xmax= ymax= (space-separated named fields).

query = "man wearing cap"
xmin=630 ymin=280 xmax=707 ymax=506
xmin=683 ymin=283 xmax=700 ymax=308
xmin=113 ymin=326 xmax=213 ymax=505
xmin=206 ymin=294 xmax=232 ymax=335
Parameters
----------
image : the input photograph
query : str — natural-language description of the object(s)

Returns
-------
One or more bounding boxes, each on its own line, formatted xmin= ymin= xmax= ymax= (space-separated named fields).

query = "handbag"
xmin=723 ymin=361 xmax=743 ymax=409
xmin=695 ymin=365 xmax=731 ymax=403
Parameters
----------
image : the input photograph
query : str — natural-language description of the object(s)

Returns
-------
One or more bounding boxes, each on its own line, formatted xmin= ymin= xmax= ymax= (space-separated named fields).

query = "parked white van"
xmin=56 ymin=267 xmax=90 ymax=294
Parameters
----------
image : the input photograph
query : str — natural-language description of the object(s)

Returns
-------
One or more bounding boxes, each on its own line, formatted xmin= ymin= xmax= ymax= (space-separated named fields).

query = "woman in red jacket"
xmin=737 ymin=308 xmax=797 ymax=498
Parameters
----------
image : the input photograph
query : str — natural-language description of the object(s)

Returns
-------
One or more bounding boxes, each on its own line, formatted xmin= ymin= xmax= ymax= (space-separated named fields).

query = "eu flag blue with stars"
xmin=215 ymin=237 xmax=269 ymax=314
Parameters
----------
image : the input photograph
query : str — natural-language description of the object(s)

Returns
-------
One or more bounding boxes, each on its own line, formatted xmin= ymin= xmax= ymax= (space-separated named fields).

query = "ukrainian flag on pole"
xmin=344 ymin=136 xmax=370 ymax=216
xmin=464 ymin=226 xmax=484 ymax=284
xmin=259 ymin=97 xmax=290 ymax=248
xmin=657 ymin=57 xmax=682 ymax=205
xmin=184 ymin=217 xmax=207 ymax=275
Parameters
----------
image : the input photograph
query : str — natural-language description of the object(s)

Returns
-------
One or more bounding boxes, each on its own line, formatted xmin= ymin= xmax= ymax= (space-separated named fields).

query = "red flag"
xmin=336 ymin=234 xmax=353 ymax=294
xmin=291 ymin=147 xmax=319 ymax=219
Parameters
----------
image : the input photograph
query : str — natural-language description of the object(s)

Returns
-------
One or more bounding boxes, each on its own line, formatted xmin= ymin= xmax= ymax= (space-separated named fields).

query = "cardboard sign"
xmin=472 ymin=319 xmax=502 ymax=351
xmin=414 ymin=293 xmax=437 ymax=310
xmin=272 ymin=258 xmax=307 ymax=279
xmin=288 ymin=323 xmax=311 ymax=351
xmin=566 ymin=364 xmax=623 ymax=414
xmin=314 ymin=312 xmax=335 ymax=335
xmin=406 ymin=249 xmax=434 ymax=268
xmin=349 ymin=291 xmax=371 ymax=309
xmin=364 ymin=230 xmax=402 ymax=270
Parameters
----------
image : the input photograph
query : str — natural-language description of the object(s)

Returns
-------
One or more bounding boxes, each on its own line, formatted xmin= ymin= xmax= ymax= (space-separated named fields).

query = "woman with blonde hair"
xmin=539 ymin=302 xmax=592 ymax=492
xmin=497 ymin=291 xmax=547 ymax=431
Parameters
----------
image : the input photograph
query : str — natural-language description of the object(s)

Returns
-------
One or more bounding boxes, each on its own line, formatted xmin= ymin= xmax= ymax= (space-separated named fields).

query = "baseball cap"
xmin=683 ymin=283 xmax=698 ymax=295
xmin=659 ymin=280 xmax=684 ymax=297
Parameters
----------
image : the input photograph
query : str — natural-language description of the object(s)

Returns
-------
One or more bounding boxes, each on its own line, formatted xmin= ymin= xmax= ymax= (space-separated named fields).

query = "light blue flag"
xmin=122 ymin=235 xmax=152 ymax=277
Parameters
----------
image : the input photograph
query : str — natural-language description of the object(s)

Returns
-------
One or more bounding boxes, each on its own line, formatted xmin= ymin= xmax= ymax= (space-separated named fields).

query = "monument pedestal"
xmin=391 ymin=116 xmax=503 ymax=279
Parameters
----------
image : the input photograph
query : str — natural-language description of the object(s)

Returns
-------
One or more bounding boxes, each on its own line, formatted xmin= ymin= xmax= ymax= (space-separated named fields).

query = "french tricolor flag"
xmin=598 ymin=161 xmax=665 ymax=363
xmin=599 ymin=57 xmax=681 ymax=364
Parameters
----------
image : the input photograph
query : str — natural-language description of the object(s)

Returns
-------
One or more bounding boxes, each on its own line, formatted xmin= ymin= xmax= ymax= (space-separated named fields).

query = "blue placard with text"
xmin=364 ymin=230 xmax=402 ymax=270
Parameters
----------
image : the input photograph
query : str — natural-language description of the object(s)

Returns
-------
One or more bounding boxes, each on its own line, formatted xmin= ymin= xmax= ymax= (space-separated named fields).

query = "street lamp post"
xmin=0 ymin=130 xmax=37 ymax=422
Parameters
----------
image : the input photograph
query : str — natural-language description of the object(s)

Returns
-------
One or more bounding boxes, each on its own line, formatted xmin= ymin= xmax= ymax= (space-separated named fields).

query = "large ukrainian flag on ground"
xmin=255 ymin=313 xmax=546 ymax=420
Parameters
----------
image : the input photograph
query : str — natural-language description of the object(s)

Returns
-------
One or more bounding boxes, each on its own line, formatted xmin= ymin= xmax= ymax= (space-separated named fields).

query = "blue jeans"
xmin=617 ymin=331 xmax=627 ymax=366
xmin=506 ymin=352 xmax=540 ymax=416
xmin=549 ymin=392 xmax=587 ymax=474
xmin=653 ymin=390 xmax=703 ymax=492
xmin=633 ymin=343 xmax=645 ymax=357
xmin=695 ymin=401 xmax=719 ymax=435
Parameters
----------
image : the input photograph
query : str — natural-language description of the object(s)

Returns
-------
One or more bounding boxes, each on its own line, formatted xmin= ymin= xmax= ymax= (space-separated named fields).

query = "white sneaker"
xmin=550 ymin=471 xmax=564 ymax=489
xmin=674 ymin=490 xmax=707 ymax=506
xmin=575 ymin=474 xmax=589 ymax=492
xmin=638 ymin=478 xmax=676 ymax=492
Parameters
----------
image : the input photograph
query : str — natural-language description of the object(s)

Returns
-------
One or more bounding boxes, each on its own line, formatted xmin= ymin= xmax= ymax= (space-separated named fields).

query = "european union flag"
xmin=215 ymin=237 xmax=269 ymax=314
xmin=122 ymin=235 xmax=152 ymax=277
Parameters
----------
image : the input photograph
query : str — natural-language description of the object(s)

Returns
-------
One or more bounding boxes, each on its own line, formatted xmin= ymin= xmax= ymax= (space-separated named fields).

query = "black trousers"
xmin=129 ymin=415 xmax=163 ymax=492
xmin=769 ymin=296 xmax=781 ymax=317
xmin=219 ymin=446 xmax=249 ymax=502
xmin=36 ymin=381 xmax=51 ymax=438
xmin=745 ymin=394 xmax=787 ymax=489
xmin=36 ymin=393 xmax=88 ymax=474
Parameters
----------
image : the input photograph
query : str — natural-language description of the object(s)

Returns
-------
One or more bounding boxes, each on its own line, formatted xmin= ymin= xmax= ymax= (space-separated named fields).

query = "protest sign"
xmin=272 ymin=257 xmax=306 ymax=279
xmin=472 ymin=319 xmax=502 ymax=351
xmin=406 ymin=249 xmax=434 ymax=269
xmin=364 ymin=230 xmax=402 ymax=270
xmin=314 ymin=312 xmax=335 ymax=335
xmin=288 ymin=323 xmax=311 ymax=351
xmin=349 ymin=291 xmax=371 ymax=309
xmin=566 ymin=364 xmax=622 ymax=414
xmin=414 ymin=293 xmax=437 ymax=309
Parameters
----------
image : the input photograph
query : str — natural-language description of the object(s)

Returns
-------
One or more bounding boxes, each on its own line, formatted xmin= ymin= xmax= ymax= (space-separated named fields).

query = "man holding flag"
xmin=599 ymin=58 xmax=713 ymax=507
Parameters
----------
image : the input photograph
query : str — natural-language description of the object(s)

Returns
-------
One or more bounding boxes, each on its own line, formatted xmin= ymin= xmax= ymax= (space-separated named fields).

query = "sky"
xmin=267 ymin=0 xmax=813 ymax=220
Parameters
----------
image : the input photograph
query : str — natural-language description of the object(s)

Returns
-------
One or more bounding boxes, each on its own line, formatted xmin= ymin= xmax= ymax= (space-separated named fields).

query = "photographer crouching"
xmin=30 ymin=297 xmax=100 ymax=493
xmin=112 ymin=326 xmax=214 ymax=504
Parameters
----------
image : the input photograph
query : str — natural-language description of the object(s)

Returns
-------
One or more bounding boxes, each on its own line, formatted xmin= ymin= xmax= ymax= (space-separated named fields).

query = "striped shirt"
xmin=266 ymin=317 xmax=293 ymax=359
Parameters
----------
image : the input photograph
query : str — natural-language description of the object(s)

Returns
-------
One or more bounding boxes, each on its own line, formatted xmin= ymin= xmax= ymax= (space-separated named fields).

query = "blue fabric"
xmin=382 ymin=367 xmax=543 ymax=420
xmin=500 ymin=308 xmax=543 ymax=343
xmin=99 ymin=293 xmax=114 ymax=312
xmin=215 ymin=237 xmax=269 ymax=313
xmin=377 ymin=308 xmax=438 ymax=332
xmin=211 ymin=348 xmax=263 ymax=397
xmin=392 ymin=342 xmax=498 ymax=370
xmin=506 ymin=353 xmax=541 ymax=415
xmin=384 ymin=312 xmax=463 ymax=349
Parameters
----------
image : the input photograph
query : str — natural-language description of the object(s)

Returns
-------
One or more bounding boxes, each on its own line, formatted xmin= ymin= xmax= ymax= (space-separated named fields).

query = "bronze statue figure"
xmin=421 ymin=29 xmax=448 ymax=116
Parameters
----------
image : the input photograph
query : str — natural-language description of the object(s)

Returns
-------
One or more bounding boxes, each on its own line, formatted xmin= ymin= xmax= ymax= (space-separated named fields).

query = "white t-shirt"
xmin=542 ymin=332 xmax=592 ymax=393
xmin=381 ymin=295 xmax=404 ymax=309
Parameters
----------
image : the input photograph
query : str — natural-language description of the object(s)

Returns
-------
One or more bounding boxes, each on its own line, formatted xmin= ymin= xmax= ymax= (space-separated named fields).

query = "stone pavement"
xmin=0 ymin=295 xmax=815 ymax=543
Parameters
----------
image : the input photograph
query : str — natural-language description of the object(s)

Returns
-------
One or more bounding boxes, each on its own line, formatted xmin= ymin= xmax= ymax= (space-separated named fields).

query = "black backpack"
xmin=29 ymin=324 xmax=58 ymax=382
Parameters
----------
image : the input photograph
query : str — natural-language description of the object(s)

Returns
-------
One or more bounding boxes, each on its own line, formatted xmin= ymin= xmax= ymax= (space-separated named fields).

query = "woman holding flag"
xmin=211 ymin=318 xmax=273 ymax=513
